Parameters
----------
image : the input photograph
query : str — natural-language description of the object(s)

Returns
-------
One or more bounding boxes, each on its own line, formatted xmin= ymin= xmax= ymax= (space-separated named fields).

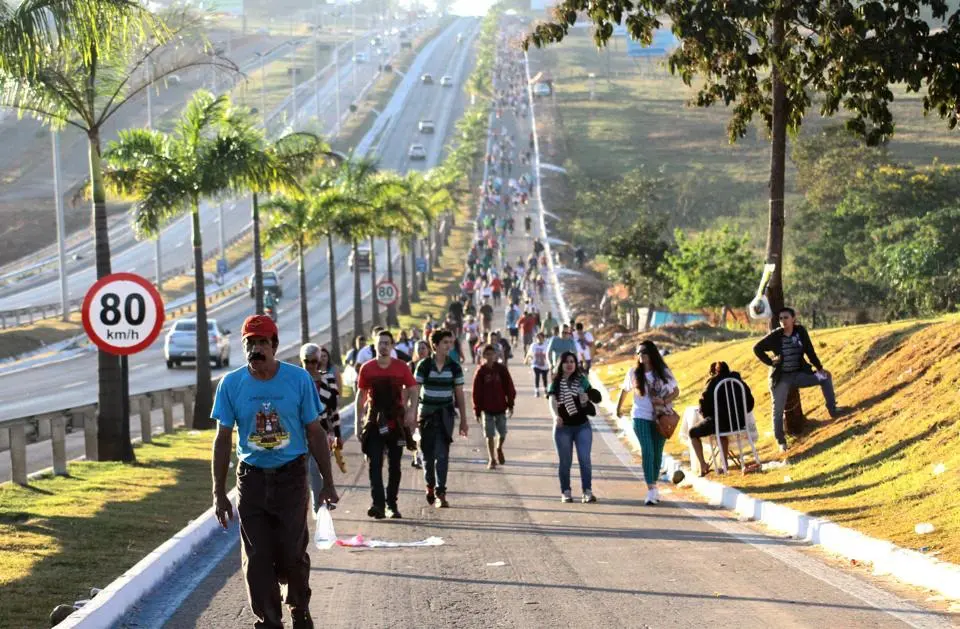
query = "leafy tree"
xmin=250 ymin=132 xmax=333 ymax=315
xmin=598 ymin=212 xmax=670 ymax=307
xmin=662 ymin=227 xmax=760 ymax=313
xmin=304 ymin=168 xmax=368 ymax=364
xmin=104 ymin=92 xmax=272 ymax=429
xmin=526 ymin=0 xmax=952 ymax=329
xmin=0 ymin=1 xmax=233 ymax=460
xmin=260 ymin=195 xmax=321 ymax=345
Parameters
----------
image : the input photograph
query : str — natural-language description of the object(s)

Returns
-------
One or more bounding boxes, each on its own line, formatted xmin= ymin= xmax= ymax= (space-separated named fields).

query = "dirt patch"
xmin=0 ymin=312 xmax=84 ymax=360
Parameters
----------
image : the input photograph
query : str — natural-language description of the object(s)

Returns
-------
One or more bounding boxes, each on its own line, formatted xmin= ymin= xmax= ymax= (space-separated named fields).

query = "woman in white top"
xmin=615 ymin=340 xmax=680 ymax=505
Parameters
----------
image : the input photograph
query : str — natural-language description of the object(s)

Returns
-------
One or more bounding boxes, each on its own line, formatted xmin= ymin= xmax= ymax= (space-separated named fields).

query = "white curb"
xmin=521 ymin=47 xmax=960 ymax=604
xmin=587 ymin=369 xmax=960 ymax=602
xmin=56 ymin=488 xmax=239 ymax=628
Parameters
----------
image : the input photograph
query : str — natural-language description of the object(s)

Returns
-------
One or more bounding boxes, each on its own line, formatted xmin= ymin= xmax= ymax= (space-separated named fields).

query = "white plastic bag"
xmin=314 ymin=505 xmax=337 ymax=550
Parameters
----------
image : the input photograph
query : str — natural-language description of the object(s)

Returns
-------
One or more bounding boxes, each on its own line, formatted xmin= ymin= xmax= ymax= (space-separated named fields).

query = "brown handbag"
xmin=656 ymin=409 xmax=681 ymax=439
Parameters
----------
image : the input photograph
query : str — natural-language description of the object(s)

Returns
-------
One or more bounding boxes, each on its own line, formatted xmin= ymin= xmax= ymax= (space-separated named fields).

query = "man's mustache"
xmin=247 ymin=350 xmax=266 ymax=362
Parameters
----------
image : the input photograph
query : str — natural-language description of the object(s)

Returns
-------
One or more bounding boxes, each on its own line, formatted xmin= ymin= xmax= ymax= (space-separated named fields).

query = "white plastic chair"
xmin=710 ymin=378 xmax=761 ymax=474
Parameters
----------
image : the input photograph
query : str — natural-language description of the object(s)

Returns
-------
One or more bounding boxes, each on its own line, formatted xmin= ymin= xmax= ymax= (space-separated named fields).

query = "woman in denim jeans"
xmin=615 ymin=341 xmax=679 ymax=505
xmin=547 ymin=351 xmax=600 ymax=504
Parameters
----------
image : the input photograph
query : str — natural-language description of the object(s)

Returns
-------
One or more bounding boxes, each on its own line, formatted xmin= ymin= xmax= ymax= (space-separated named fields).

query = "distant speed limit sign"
xmin=375 ymin=280 xmax=399 ymax=307
xmin=81 ymin=272 xmax=165 ymax=355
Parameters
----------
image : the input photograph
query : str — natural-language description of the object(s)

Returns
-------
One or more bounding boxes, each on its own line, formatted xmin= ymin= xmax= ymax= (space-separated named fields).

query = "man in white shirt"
xmin=355 ymin=326 xmax=398 ymax=366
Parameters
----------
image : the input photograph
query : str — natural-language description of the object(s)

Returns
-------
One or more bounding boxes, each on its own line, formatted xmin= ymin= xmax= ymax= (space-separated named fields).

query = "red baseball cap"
xmin=241 ymin=315 xmax=278 ymax=340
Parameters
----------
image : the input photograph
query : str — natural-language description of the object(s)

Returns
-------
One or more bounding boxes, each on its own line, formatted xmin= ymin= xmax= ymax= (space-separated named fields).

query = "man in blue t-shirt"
xmin=211 ymin=314 xmax=339 ymax=629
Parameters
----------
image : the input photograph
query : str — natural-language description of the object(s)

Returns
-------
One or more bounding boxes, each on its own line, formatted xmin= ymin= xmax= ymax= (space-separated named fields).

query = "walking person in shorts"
xmin=472 ymin=344 xmax=517 ymax=469
xmin=212 ymin=315 xmax=339 ymax=629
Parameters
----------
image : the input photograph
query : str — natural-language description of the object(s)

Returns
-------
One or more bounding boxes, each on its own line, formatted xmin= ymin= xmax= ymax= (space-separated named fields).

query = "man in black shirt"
xmin=479 ymin=299 xmax=495 ymax=335
xmin=447 ymin=296 xmax=464 ymax=337
xmin=753 ymin=307 xmax=845 ymax=452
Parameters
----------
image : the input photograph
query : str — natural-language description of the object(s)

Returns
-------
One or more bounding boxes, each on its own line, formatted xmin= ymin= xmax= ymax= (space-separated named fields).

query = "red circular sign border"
xmin=81 ymin=272 xmax=165 ymax=356
xmin=375 ymin=279 xmax=399 ymax=307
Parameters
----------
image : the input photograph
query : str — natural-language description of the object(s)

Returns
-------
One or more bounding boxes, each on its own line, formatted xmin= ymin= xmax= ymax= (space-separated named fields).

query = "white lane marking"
xmin=62 ymin=381 xmax=86 ymax=389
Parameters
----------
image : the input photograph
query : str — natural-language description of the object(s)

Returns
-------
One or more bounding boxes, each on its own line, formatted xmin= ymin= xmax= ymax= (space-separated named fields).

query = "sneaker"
xmin=367 ymin=505 xmax=386 ymax=519
xmin=385 ymin=504 xmax=402 ymax=519
xmin=425 ymin=486 xmax=435 ymax=505
xmin=436 ymin=492 xmax=450 ymax=508
xmin=651 ymin=487 xmax=660 ymax=504
xmin=535 ymin=389 xmax=541 ymax=398
xmin=292 ymin=610 xmax=314 ymax=629
xmin=644 ymin=489 xmax=656 ymax=506
xmin=829 ymin=406 xmax=850 ymax=420
xmin=497 ymin=447 xmax=505 ymax=465
xmin=487 ymin=460 xmax=497 ymax=470
xmin=411 ymin=458 xmax=422 ymax=469
xmin=581 ymin=490 xmax=596 ymax=503
xmin=778 ymin=442 xmax=788 ymax=454
xmin=561 ymin=490 xmax=573 ymax=503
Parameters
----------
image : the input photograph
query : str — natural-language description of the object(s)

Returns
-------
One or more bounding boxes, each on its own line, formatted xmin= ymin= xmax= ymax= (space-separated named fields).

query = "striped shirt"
xmin=414 ymin=356 xmax=464 ymax=416
xmin=780 ymin=332 xmax=804 ymax=373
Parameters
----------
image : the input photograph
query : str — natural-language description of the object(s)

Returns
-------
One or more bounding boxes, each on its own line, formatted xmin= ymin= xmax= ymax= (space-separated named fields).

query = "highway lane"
xmin=0 ymin=26 xmax=409 ymax=310
xmin=0 ymin=18 xmax=477 ymax=433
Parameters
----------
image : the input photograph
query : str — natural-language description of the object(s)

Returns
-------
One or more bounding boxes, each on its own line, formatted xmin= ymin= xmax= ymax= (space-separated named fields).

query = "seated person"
xmin=689 ymin=361 xmax=754 ymax=475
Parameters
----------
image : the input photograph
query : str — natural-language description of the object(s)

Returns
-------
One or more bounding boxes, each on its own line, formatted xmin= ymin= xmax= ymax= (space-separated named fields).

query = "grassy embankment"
xmin=527 ymin=29 xmax=960 ymax=241
xmin=0 ymin=431 xmax=229 ymax=628
xmin=593 ymin=315 xmax=960 ymax=564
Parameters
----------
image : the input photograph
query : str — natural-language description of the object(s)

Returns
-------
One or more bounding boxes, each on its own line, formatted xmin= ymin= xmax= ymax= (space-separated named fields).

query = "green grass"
xmin=527 ymin=30 xmax=960 ymax=240
xmin=0 ymin=430 xmax=232 ymax=628
xmin=594 ymin=315 xmax=960 ymax=563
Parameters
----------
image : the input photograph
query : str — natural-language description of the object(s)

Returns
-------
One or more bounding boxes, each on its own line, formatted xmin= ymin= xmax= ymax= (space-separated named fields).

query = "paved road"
xmin=0 ymin=21 xmax=418 ymax=309
xmin=0 ymin=17 xmax=479 ymax=479
xmin=115 ymin=55 xmax=957 ymax=629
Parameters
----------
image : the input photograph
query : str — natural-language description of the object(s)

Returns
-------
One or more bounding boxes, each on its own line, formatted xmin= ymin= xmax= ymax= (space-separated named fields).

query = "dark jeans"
xmin=420 ymin=421 xmax=451 ymax=494
xmin=366 ymin=431 xmax=404 ymax=508
xmin=771 ymin=371 xmax=837 ymax=445
xmin=533 ymin=368 xmax=549 ymax=390
xmin=236 ymin=456 xmax=311 ymax=629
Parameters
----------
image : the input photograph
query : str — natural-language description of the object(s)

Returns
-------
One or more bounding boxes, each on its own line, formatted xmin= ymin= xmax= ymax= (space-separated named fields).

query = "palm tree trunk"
xmin=386 ymin=232 xmax=399 ymax=326
xmin=327 ymin=233 xmax=342 ymax=365
xmin=89 ymin=128 xmax=132 ymax=462
xmin=191 ymin=200 xmax=214 ymax=430
xmin=399 ymin=241 xmax=410 ymax=315
xmin=352 ymin=239 xmax=363 ymax=337
xmin=427 ymin=218 xmax=435 ymax=281
xmin=252 ymin=192 xmax=264 ymax=314
xmin=298 ymin=242 xmax=309 ymax=345
xmin=409 ymin=235 xmax=420 ymax=303
xmin=418 ymin=238 xmax=428 ymax=291
xmin=369 ymin=235 xmax=380 ymax=327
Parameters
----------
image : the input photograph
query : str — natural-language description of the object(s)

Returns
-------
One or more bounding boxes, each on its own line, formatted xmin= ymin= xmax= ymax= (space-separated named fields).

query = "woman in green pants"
xmin=615 ymin=341 xmax=680 ymax=505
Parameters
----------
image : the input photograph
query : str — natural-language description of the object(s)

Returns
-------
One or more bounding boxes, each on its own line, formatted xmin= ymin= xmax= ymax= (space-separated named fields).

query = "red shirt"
xmin=491 ymin=278 xmax=503 ymax=292
xmin=519 ymin=315 xmax=537 ymax=334
xmin=472 ymin=363 xmax=517 ymax=415
xmin=357 ymin=358 xmax=416 ymax=409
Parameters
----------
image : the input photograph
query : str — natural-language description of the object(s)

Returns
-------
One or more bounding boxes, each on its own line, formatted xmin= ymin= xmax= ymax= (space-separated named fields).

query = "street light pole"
xmin=260 ymin=53 xmax=267 ymax=128
xmin=51 ymin=130 xmax=69 ymax=321
xmin=146 ymin=58 xmax=162 ymax=291
xmin=351 ymin=1 xmax=357 ymax=92
xmin=313 ymin=0 xmax=320 ymax=122
xmin=334 ymin=40 xmax=342 ymax=137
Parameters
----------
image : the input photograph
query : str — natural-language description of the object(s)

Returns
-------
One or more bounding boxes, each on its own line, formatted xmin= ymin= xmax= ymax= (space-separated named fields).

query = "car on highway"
xmin=400 ymin=39 xmax=412 ymax=49
xmin=353 ymin=52 xmax=368 ymax=63
xmin=418 ymin=119 xmax=435 ymax=133
xmin=371 ymin=35 xmax=383 ymax=46
xmin=533 ymin=82 xmax=552 ymax=97
xmin=456 ymin=32 xmax=464 ymax=44
xmin=348 ymin=244 xmax=371 ymax=270
xmin=408 ymin=143 xmax=427 ymax=160
xmin=164 ymin=318 xmax=231 ymax=369
xmin=420 ymin=72 xmax=434 ymax=84
xmin=248 ymin=270 xmax=282 ymax=298
xmin=440 ymin=75 xmax=453 ymax=87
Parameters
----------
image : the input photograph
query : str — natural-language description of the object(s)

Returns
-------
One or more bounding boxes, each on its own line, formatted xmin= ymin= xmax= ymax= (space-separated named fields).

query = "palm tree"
xmin=368 ymin=172 xmax=416 ymax=326
xmin=260 ymin=195 xmax=321 ymax=345
xmin=250 ymin=133 xmax=336 ymax=315
xmin=306 ymin=168 xmax=371 ymax=364
xmin=0 ymin=3 xmax=235 ymax=460
xmin=405 ymin=172 xmax=446 ymax=286
xmin=104 ymin=91 xmax=272 ymax=429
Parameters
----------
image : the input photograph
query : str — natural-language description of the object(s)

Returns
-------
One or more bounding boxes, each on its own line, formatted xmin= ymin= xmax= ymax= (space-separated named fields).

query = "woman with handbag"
xmin=615 ymin=341 xmax=680 ymax=505
xmin=547 ymin=351 xmax=602 ymax=503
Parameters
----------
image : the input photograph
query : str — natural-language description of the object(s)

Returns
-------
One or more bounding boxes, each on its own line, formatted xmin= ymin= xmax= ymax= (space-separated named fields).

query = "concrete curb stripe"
xmin=521 ymin=45 xmax=960 ymax=606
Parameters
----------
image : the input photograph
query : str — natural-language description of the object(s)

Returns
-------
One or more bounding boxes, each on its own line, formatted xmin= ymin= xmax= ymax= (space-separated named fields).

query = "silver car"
xmin=408 ymin=143 xmax=427 ymax=160
xmin=164 ymin=318 xmax=231 ymax=369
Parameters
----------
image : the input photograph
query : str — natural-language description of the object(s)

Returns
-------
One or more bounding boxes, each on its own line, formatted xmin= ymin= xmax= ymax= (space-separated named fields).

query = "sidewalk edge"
xmin=55 ymin=488 xmax=240 ymax=628
xmin=587 ymin=370 xmax=960 ymax=602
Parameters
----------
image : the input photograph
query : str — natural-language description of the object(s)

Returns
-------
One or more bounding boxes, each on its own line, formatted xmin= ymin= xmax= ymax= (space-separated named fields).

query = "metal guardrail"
xmin=0 ymin=224 xmax=255 ymax=330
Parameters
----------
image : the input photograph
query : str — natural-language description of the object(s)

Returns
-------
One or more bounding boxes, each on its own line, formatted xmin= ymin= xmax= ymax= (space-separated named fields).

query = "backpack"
xmin=360 ymin=379 xmax=407 ymax=454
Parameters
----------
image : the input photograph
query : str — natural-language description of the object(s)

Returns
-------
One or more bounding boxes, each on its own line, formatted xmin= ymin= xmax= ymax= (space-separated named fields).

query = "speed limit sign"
xmin=375 ymin=280 xmax=399 ymax=307
xmin=81 ymin=272 xmax=165 ymax=355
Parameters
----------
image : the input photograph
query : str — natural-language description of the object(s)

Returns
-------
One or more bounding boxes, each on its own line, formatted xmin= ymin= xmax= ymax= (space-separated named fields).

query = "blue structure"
xmin=625 ymin=29 xmax=679 ymax=57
